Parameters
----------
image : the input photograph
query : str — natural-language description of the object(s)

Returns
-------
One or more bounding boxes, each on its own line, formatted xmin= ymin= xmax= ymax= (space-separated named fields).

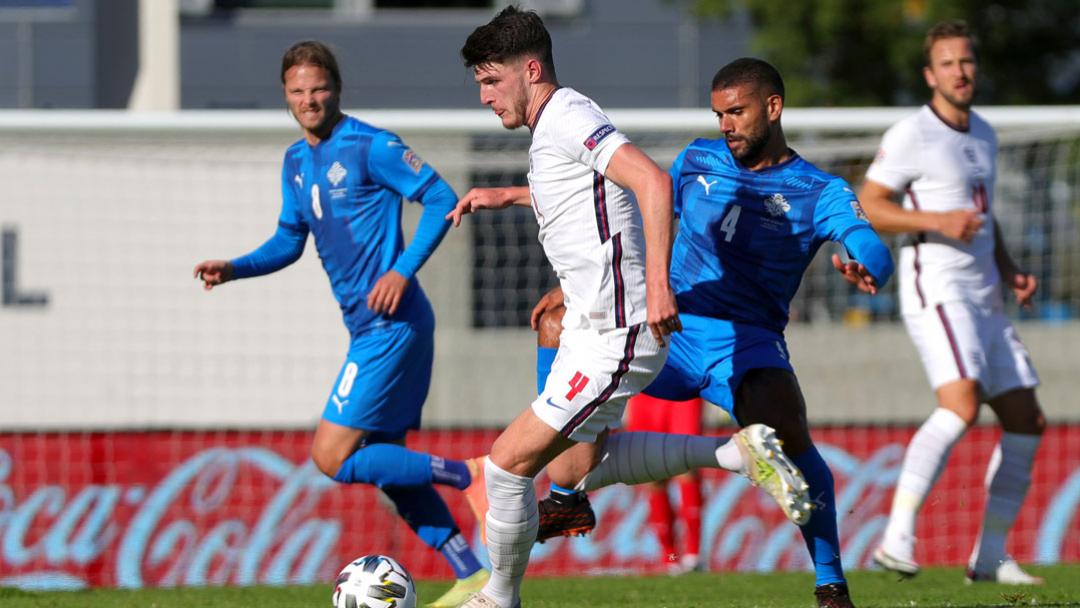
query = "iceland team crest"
xmin=326 ymin=161 xmax=347 ymax=187
xmin=764 ymin=193 xmax=791 ymax=217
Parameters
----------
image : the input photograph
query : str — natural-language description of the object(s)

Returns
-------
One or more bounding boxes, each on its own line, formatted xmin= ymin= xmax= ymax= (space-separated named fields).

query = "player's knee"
xmin=311 ymin=442 xmax=350 ymax=478
xmin=538 ymin=305 xmax=565 ymax=348
xmin=997 ymin=396 xmax=1046 ymax=435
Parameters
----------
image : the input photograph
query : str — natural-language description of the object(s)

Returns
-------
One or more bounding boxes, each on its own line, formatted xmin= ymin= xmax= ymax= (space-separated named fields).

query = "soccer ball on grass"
xmin=332 ymin=554 xmax=417 ymax=608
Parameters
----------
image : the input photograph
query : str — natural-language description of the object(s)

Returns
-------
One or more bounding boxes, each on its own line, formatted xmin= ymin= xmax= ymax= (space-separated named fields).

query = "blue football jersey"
xmin=278 ymin=116 xmax=441 ymax=334
xmin=669 ymin=138 xmax=878 ymax=333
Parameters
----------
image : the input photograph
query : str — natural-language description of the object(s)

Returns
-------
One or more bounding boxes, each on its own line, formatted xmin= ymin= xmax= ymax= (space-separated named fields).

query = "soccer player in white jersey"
xmin=860 ymin=21 xmax=1045 ymax=585
xmin=447 ymin=7 xmax=810 ymax=608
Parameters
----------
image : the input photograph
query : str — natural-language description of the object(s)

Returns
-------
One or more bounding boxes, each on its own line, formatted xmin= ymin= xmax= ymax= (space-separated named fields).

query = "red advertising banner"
xmin=0 ymin=426 xmax=1077 ymax=589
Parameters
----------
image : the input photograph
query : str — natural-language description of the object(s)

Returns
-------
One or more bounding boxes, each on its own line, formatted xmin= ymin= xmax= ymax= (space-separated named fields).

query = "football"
xmin=332 ymin=554 xmax=417 ymax=608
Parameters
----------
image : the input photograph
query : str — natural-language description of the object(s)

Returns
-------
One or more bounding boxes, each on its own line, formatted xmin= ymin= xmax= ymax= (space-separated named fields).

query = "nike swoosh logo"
xmin=545 ymin=397 xmax=567 ymax=411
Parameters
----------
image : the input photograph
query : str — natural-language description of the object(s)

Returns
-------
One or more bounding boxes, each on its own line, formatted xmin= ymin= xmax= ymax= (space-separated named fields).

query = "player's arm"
xmin=366 ymin=132 xmax=460 ymax=314
xmin=859 ymin=180 xmax=982 ymax=243
xmin=604 ymin=143 xmax=681 ymax=344
xmin=194 ymin=162 xmax=308 ymax=290
xmin=830 ymin=226 xmax=894 ymax=295
xmin=817 ymin=181 xmax=894 ymax=295
xmin=992 ymin=217 xmax=1037 ymax=308
xmin=446 ymin=186 xmax=531 ymax=226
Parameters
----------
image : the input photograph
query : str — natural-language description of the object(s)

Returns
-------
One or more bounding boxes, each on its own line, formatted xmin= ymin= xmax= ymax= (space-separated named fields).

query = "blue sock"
xmin=537 ymin=346 xmax=557 ymax=394
xmin=549 ymin=482 xmax=577 ymax=496
xmin=440 ymin=533 xmax=485 ymax=580
xmin=382 ymin=485 xmax=483 ymax=579
xmin=333 ymin=443 xmax=472 ymax=490
xmin=792 ymin=446 xmax=846 ymax=587
xmin=431 ymin=455 xmax=472 ymax=490
xmin=548 ymin=482 xmax=586 ymax=504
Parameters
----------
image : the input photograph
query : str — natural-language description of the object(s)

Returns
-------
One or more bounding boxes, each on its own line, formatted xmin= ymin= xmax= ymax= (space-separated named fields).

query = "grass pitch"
xmin=2 ymin=564 xmax=1079 ymax=607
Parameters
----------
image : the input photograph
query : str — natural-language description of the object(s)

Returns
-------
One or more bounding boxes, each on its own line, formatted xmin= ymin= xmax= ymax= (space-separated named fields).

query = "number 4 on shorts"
xmin=565 ymin=372 xmax=589 ymax=401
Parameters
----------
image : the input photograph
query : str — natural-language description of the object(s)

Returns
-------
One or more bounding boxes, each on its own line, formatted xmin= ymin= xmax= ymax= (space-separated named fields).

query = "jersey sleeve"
xmin=553 ymin=102 xmax=630 ymax=175
xmin=277 ymin=153 xmax=308 ymax=232
xmin=864 ymin=120 xmax=921 ymax=192
xmin=366 ymin=131 xmax=440 ymax=201
xmin=815 ymin=178 xmax=894 ymax=286
xmin=814 ymin=178 xmax=873 ymax=242
xmin=230 ymin=156 xmax=309 ymax=279
xmin=668 ymin=145 xmax=690 ymax=218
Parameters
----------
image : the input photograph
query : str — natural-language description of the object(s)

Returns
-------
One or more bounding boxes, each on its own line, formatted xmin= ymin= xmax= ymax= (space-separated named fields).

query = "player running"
xmin=448 ymin=8 xmax=811 ymax=608
xmin=861 ymin=21 xmax=1045 ymax=585
xmin=535 ymin=58 xmax=895 ymax=608
xmin=193 ymin=41 xmax=487 ymax=608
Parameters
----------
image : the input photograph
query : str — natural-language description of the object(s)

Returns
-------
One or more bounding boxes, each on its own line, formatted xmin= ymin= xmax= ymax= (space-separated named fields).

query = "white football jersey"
xmin=865 ymin=105 xmax=1000 ymax=315
xmin=528 ymin=87 xmax=647 ymax=330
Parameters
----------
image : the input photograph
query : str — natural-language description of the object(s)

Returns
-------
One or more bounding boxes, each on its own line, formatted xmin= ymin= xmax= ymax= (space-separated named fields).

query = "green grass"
xmin=3 ymin=565 xmax=1079 ymax=607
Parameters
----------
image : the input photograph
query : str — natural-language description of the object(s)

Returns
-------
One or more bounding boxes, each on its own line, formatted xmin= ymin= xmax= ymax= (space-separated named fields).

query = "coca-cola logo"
xmin=0 ymin=429 xmax=1077 ymax=589
xmin=0 ymin=447 xmax=340 ymax=589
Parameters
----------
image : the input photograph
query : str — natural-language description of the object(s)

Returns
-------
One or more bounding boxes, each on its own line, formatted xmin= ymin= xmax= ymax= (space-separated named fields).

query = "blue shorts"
xmin=643 ymin=313 xmax=793 ymax=419
xmin=321 ymin=296 xmax=435 ymax=441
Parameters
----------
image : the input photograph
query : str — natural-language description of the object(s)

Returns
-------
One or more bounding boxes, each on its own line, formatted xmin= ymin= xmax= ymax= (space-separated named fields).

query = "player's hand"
xmin=530 ymin=285 xmax=565 ymax=331
xmin=368 ymin=270 xmax=410 ymax=316
xmin=446 ymin=188 xmax=515 ymax=227
xmin=193 ymin=260 xmax=234 ymax=291
xmin=937 ymin=209 xmax=983 ymax=243
xmin=831 ymin=254 xmax=878 ymax=295
xmin=646 ymin=283 xmax=681 ymax=347
xmin=1004 ymin=271 xmax=1038 ymax=309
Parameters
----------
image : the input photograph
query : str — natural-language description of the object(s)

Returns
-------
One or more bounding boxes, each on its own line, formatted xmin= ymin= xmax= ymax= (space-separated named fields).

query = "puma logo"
xmin=697 ymin=175 xmax=718 ymax=196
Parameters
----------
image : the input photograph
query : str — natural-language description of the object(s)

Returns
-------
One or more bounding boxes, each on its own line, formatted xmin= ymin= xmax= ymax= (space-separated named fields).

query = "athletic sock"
xmin=547 ymin=482 xmax=583 ymax=505
xmin=537 ymin=346 xmax=557 ymax=394
xmin=577 ymin=432 xmax=732 ymax=491
xmin=332 ymin=443 xmax=471 ymax=490
xmin=792 ymin=446 xmax=846 ymax=587
xmin=714 ymin=438 xmax=746 ymax=473
xmin=482 ymin=458 xmax=537 ymax=608
xmin=969 ymin=432 xmax=1040 ymax=571
xmin=333 ymin=443 xmax=432 ymax=488
xmin=381 ymin=485 xmax=482 ymax=577
xmin=678 ymin=477 xmax=702 ymax=557
xmin=646 ymin=485 xmax=677 ymax=561
xmin=883 ymin=407 xmax=967 ymax=558
xmin=440 ymin=532 xmax=485 ymax=580
xmin=431 ymin=455 xmax=472 ymax=490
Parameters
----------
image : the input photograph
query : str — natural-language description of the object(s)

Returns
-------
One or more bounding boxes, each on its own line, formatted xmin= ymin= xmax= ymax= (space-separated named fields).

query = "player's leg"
xmin=472 ymin=324 xmax=667 ymax=608
xmin=732 ymin=367 xmax=849 ymax=606
xmin=312 ymin=320 xmax=472 ymax=491
xmin=874 ymin=379 xmax=977 ymax=575
xmin=964 ymin=387 xmax=1044 ymax=584
xmin=475 ymin=403 xmax=575 ymax=608
xmin=309 ymin=314 xmax=485 ymax=606
xmin=876 ymin=302 xmax=984 ymax=576
xmin=628 ymin=394 xmax=681 ymax=568
xmin=667 ymin=397 xmax=705 ymax=572
xmin=967 ymin=315 xmax=1044 ymax=584
xmin=538 ymin=318 xmax=811 ymax=542
xmin=536 ymin=302 xmax=562 ymax=393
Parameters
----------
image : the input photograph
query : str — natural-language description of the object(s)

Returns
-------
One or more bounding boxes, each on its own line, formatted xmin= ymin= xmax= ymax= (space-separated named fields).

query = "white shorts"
xmin=903 ymin=300 xmax=1039 ymax=400
xmin=532 ymin=323 xmax=668 ymax=443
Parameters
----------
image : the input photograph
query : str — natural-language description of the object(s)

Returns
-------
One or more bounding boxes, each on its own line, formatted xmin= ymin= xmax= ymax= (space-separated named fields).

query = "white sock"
xmin=883 ymin=408 xmax=967 ymax=558
xmin=576 ymin=432 xmax=737 ymax=492
xmin=969 ymin=432 xmax=1040 ymax=571
xmin=482 ymin=457 xmax=537 ymax=608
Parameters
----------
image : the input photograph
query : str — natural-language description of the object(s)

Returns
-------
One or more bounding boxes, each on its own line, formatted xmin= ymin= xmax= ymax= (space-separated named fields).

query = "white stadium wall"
xmin=1 ymin=108 xmax=1079 ymax=429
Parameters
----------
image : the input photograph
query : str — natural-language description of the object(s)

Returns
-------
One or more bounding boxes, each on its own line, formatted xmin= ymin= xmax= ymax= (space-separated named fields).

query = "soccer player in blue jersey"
xmin=535 ymin=58 xmax=895 ymax=608
xmin=193 ymin=41 xmax=486 ymax=608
